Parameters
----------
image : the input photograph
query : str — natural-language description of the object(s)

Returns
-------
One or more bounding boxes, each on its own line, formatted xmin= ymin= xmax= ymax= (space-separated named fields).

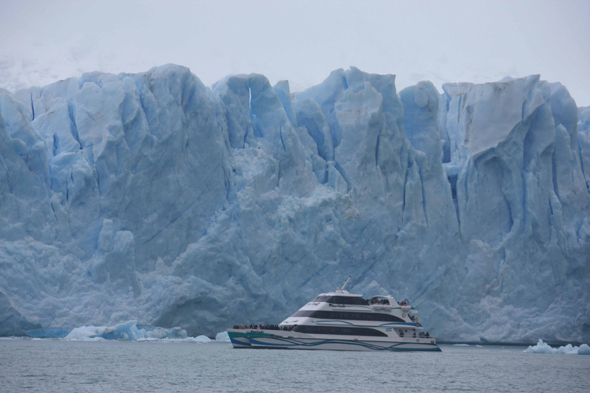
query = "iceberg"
xmin=64 ymin=320 xmax=188 ymax=341
xmin=65 ymin=326 xmax=109 ymax=341
xmin=215 ymin=331 xmax=230 ymax=342
xmin=0 ymin=64 xmax=588 ymax=344
xmin=524 ymin=339 xmax=590 ymax=355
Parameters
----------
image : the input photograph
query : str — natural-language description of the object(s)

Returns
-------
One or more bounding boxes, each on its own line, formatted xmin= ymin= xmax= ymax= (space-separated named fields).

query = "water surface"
xmin=1 ymin=338 xmax=588 ymax=392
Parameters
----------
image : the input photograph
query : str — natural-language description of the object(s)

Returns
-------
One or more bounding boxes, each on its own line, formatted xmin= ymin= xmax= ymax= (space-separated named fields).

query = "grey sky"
xmin=1 ymin=0 xmax=589 ymax=105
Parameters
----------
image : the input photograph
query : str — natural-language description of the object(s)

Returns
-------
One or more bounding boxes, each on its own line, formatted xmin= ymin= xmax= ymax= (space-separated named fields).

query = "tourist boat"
xmin=226 ymin=277 xmax=441 ymax=351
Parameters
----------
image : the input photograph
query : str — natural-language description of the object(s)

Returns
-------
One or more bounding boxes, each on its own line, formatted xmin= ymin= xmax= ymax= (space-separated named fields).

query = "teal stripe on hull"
xmin=229 ymin=335 xmax=252 ymax=347
xmin=248 ymin=337 xmax=441 ymax=352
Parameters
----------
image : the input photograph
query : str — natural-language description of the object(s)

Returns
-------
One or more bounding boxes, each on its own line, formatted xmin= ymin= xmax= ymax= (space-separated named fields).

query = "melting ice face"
xmin=0 ymin=65 xmax=589 ymax=344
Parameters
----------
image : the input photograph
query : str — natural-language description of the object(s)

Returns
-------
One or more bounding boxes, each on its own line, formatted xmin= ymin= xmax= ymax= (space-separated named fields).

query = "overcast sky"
xmin=1 ymin=0 xmax=589 ymax=105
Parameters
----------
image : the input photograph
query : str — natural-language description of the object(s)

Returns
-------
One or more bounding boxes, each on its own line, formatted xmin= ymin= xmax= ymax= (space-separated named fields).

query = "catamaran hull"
xmin=227 ymin=330 xmax=441 ymax=352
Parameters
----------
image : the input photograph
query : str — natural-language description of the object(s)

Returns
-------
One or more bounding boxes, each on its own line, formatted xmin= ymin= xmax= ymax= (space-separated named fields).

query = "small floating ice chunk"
xmin=65 ymin=325 xmax=108 ymax=340
xmin=145 ymin=326 xmax=187 ymax=340
xmin=215 ymin=331 xmax=230 ymax=342
xmin=524 ymin=339 xmax=590 ymax=355
xmin=453 ymin=344 xmax=470 ymax=347
xmin=97 ymin=320 xmax=147 ymax=340
xmin=174 ymin=335 xmax=212 ymax=343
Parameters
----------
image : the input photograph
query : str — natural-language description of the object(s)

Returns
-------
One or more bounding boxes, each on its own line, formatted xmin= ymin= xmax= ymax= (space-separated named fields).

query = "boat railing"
xmin=232 ymin=325 xmax=289 ymax=331
xmin=370 ymin=304 xmax=392 ymax=311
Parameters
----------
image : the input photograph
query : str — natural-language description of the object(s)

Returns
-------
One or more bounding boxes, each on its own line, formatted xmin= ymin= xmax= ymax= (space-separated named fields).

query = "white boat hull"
xmin=227 ymin=329 xmax=441 ymax=352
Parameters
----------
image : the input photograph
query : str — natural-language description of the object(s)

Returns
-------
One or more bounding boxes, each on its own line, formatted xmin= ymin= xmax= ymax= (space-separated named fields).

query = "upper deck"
xmin=281 ymin=290 xmax=422 ymax=329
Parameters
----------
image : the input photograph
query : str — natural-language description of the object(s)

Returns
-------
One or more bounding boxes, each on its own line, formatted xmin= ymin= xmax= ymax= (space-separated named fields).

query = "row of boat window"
xmin=293 ymin=325 xmax=387 ymax=337
xmin=292 ymin=310 xmax=405 ymax=323
xmin=312 ymin=296 xmax=370 ymax=305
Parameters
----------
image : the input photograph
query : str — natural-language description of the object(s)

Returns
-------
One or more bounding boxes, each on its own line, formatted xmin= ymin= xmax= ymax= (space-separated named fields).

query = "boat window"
xmin=293 ymin=325 xmax=387 ymax=337
xmin=312 ymin=296 xmax=332 ymax=302
xmin=292 ymin=310 xmax=405 ymax=323
xmin=324 ymin=296 xmax=369 ymax=305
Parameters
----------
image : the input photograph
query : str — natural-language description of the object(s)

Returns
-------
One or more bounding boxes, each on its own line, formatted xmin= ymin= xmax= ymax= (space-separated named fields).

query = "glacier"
xmin=0 ymin=65 xmax=588 ymax=344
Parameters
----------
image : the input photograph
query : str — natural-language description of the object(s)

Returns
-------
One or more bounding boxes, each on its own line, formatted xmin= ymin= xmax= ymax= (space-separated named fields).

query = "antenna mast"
xmin=339 ymin=275 xmax=352 ymax=291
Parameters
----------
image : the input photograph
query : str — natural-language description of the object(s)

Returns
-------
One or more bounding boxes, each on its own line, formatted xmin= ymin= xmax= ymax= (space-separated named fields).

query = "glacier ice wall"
xmin=0 ymin=65 xmax=588 ymax=343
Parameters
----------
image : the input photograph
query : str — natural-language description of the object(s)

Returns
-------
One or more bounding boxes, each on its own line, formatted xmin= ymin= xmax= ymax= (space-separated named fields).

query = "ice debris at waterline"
xmin=27 ymin=328 xmax=71 ymax=339
xmin=524 ymin=340 xmax=590 ymax=355
xmin=0 ymin=64 xmax=589 ymax=343
xmin=65 ymin=321 xmax=187 ymax=341
xmin=215 ymin=331 xmax=231 ymax=342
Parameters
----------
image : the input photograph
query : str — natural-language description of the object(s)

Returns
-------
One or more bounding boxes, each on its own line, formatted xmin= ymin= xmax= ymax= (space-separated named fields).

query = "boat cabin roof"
xmin=318 ymin=292 xmax=364 ymax=297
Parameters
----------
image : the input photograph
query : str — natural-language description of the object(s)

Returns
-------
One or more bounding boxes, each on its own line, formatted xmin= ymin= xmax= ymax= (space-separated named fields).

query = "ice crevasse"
xmin=0 ymin=65 xmax=588 ymax=344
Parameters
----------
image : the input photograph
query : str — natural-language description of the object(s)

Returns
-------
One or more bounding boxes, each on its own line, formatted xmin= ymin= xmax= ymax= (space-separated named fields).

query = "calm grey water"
xmin=1 ymin=338 xmax=589 ymax=392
